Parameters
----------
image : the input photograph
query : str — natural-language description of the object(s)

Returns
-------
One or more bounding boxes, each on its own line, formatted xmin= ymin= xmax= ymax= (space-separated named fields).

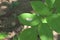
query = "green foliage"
xmin=45 ymin=0 xmax=55 ymax=8
xmin=53 ymin=0 xmax=60 ymax=13
xmin=0 ymin=33 xmax=7 ymax=39
xmin=18 ymin=13 xmax=40 ymax=26
xmin=1 ymin=0 xmax=60 ymax=40
xmin=30 ymin=1 xmax=51 ymax=16
xmin=38 ymin=23 xmax=53 ymax=40
xmin=17 ymin=0 xmax=60 ymax=40
xmin=13 ymin=27 xmax=38 ymax=40
xmin=47 ymin=14 xmax=60 ymax=33
xmin=19 ymin=28 xmax=37 ymax=40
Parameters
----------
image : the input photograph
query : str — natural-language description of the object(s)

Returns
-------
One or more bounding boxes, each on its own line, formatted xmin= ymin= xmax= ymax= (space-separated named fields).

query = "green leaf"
xmin=45 ymin=0 xmax=55 ymax=8
xmin=30 ymin=1 xmax=51 ymax=16
xmin=38 ymin=23 xmax=53 ymax=40
xmin=0 ymin=33 xmax=7 ymax=39
xmin=41 ymin=17 xmax=47 ymax=23
xmin=19 ymin=28 xmax=37 ymax=40
xmin=47 ymin=14 xmax=60 ymax=33
xmin=54 ymin=0 xmax=60 ymax=13
xmin=18 ymin=13 xmax=40 ymax=26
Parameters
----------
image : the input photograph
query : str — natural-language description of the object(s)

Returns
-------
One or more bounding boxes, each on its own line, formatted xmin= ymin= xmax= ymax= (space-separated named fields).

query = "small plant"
xmin=18 ymin=0 xmax=60 ymax=40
